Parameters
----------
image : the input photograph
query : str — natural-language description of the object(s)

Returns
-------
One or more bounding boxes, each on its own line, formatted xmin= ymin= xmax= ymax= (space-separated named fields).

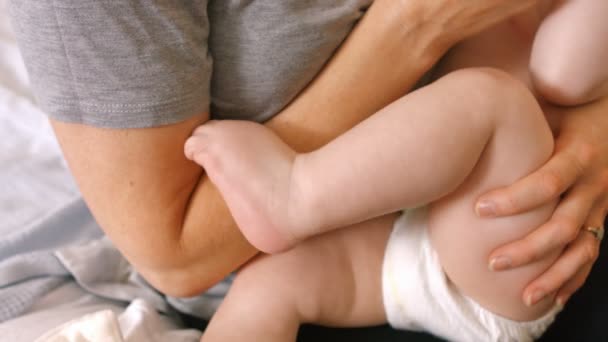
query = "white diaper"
xmin=382 ymin=207 xmax=561 ymax=342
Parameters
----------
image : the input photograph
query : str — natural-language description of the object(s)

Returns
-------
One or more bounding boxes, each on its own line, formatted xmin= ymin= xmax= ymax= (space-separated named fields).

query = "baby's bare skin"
xmin=185 ymin=1 xmax=608 ymax=341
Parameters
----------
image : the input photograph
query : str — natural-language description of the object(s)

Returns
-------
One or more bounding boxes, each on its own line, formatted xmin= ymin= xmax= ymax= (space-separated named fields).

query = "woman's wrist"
xmin=264 ymin=0 xmax=447 ymax=154
xmin=374 ymin=0 xmax=451 ymax=72
xmin=382 ymin=0 xmax=542 ymax=60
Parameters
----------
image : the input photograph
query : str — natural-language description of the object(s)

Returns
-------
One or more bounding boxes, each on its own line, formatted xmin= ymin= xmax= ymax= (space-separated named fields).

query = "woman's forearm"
xmin=265 ymin=0 xmax=443 ymax=149
xmin=167 ymin=0 xmax=449 ymax=296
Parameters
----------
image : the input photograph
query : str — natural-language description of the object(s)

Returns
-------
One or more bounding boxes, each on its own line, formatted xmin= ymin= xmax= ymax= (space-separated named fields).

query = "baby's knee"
xmin=442 ymin=67 xmax=550 ymax=144
xmin=444 ymin=67 xmax=526 ymax=92
xmin=441 ymin=67 xmax=538 ymax=115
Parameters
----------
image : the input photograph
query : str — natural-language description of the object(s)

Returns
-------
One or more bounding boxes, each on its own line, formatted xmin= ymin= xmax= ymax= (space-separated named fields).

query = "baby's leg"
xmin=531 ymin=0 xmax=608 ymax=105
xmin=200 ymin=214 xmax=396 ymax=342
xmin=187 ymin=67 xmax=551 ymax=253
xmin=427 ymin=73 xmax=559 ymax=320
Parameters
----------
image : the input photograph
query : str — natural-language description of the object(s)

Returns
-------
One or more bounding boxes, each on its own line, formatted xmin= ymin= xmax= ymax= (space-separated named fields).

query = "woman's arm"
xmin=52 ymin=0 xmax=542 ymax=296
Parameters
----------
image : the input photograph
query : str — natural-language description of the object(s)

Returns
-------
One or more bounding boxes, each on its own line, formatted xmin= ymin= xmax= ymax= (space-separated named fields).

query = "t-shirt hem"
xmin=43 ymin=97 xmax=210 ymax=129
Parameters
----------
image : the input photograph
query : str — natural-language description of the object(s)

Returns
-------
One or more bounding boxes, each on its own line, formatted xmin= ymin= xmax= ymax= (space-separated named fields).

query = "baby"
xmin=185 ymin=1 xmax=608 ymax=341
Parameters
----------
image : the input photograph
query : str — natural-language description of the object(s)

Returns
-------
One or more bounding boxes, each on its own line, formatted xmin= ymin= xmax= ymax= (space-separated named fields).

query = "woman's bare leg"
xmin=200 ymin=214 xmax=396 ymax=342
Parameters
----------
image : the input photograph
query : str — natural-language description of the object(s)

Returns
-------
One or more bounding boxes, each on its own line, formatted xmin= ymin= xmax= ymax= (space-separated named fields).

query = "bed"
xmin=1 ymin=0 xmax=606 ymax=340
xmin=0 ymin=1 xmax=222 ymax=340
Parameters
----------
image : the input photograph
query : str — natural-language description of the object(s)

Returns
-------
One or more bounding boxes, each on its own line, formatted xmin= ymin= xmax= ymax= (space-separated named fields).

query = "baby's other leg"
xmin=531 ymin=0 xmax=608 ymax=105
xmin=427 ymin=68 xmax=558 ymax=321
xmin=201 ymin=214 xmax=395 ymax=342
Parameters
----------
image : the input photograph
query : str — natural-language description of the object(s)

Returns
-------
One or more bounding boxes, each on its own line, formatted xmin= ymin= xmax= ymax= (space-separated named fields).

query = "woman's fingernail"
xmin=526 ymin=290 xmax=546 ymax=307
xmin=489 ymin=256 xmax=512 ymax=271
xmin=476 ymin=200 xmax=497 ymax=217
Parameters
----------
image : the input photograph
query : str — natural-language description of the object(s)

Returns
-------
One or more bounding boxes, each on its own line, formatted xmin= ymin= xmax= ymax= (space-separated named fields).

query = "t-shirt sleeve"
xmin=8 ymin=0 xmax=212 ymax=129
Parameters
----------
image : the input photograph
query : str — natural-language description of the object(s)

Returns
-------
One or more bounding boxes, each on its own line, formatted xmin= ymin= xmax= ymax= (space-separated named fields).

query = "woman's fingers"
xmin=555 ymin=197 xmax=608 ymax=305
xmin=484 ymin=95 xmax=608 ymax=306
xmin=488 ymin=176 xmax=601 ymax=270
xmin=476 ymin=140 xmax=590 ymax=218
xmin=553 ymin=264 xmax=593 ymax=307
xmin=522 ymin=226 xmax=601 ymax=306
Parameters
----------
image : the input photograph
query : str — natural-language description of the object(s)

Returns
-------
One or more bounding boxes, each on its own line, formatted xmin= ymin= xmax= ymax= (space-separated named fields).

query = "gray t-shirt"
xmin=8 ymin=0 xmax=372 ymax=128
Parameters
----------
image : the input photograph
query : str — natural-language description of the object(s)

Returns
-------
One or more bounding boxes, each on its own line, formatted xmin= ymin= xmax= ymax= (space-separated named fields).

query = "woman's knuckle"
xmin=599 ymin=170 xmax=608 ymax=190
xmin=572 ymin=280 xmax=585 ymax=293
xmin=565 ymin=231 xmax=580 ymax=246
xmin=581 ymin=243 xmax=598 ymax=264
xmin=566 ymin=278 xmax=585 ymax=294
xmin=575 ymin=141 xmax=596 ymax=169
xmin=522 ymin=247 xmax=538 ymax=263
xmin=552 ymin=219 xmax=578 ymax=243
xmin=526 ymin=238 xmax=547 ymax=262
xmin=575 ymin=275 xmax=587 ymax=289
xmin=540 ymin=171 xmax=563 ymax=197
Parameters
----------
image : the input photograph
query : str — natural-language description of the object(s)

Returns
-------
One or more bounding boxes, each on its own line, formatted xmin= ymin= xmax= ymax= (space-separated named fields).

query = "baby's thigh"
xmin=427 ymin=71 xmax=559 ymax=321
xmin=232 ymin=214 xmax=397 ymax=327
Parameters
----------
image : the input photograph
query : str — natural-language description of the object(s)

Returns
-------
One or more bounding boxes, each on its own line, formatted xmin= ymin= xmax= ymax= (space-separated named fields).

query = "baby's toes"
xmin=192 ymin=120 xmax=221 ymax=135
xmin=184 ymin=134 xmax=225 ymax=172
xmin=184 ymin=133 xmax=208 ymax=161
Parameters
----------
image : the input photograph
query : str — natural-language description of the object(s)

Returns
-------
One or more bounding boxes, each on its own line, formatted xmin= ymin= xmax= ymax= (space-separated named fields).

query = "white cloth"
xmin=34 ymin=299 xmax=201 ymax=342
xmin=382 ymin=208 xmax=561 ymax=342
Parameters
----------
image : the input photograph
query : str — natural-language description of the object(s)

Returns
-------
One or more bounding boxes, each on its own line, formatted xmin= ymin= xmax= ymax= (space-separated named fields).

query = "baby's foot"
xmin=185 ymin=120 xmax=307 ymax=253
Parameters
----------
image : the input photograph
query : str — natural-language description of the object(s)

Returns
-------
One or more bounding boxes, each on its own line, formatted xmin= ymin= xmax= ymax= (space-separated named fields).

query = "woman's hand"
xmin=476 ymin=97 xmax=608 ymax=306
xmin=397 ymin=0 xmax=543 ymax=50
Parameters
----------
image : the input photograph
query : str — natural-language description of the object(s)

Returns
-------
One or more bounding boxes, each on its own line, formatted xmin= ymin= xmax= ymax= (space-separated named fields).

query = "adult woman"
xmin=8 ymin=0 xmax=605 ymax=323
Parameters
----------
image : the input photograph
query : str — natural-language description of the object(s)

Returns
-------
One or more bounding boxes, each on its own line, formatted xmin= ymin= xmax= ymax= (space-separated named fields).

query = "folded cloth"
xmin=34 ymin=299 xmax=202 ymax=342
xmin=36 ymin=309 xmax=125 ymax=342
